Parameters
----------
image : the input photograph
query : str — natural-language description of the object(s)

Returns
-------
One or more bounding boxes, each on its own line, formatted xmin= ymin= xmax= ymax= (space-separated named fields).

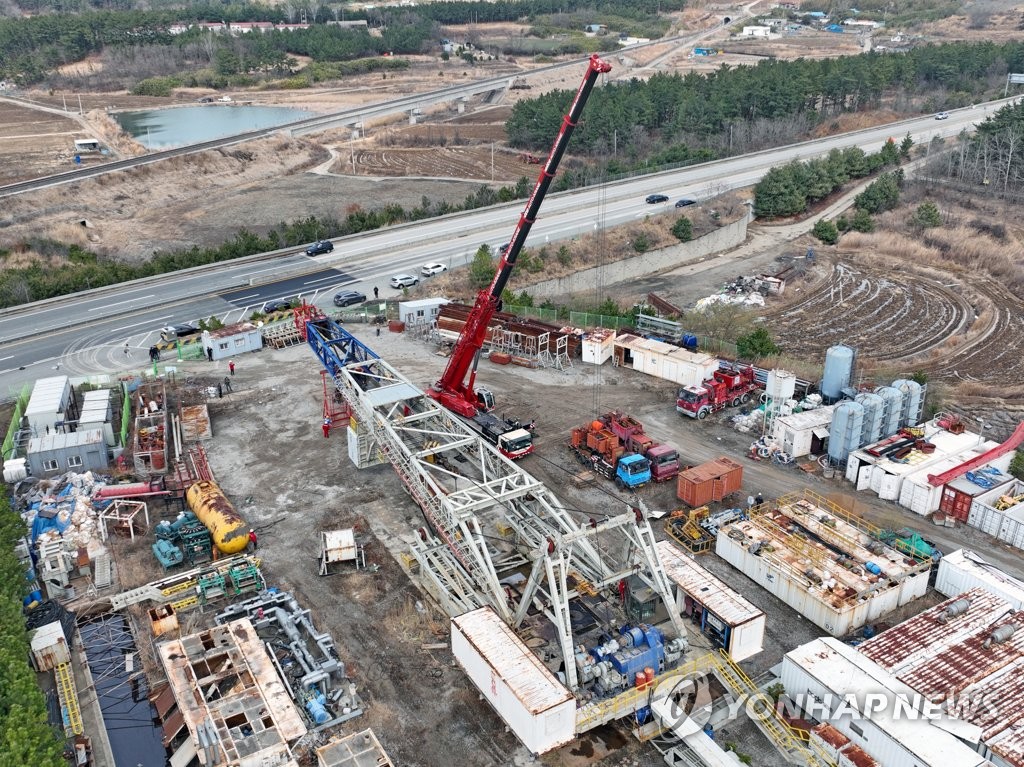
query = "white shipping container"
xmin=998 ymin=508 xmax=1024 ymax=549
xmin=451 ymin=607 xmax=576 ymax=755
xmin=656 ymin=541 xmax=765 ymax=661
xmin=935 ymin=550 xmax=1024 ymax=608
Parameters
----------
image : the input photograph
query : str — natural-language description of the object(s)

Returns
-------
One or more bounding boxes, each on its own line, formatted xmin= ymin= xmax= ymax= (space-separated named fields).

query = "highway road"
xmin=0 ymin=99 xmax=1011 ymax=396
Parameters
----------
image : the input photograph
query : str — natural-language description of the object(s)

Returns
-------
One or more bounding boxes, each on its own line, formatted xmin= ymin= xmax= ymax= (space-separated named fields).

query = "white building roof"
xmin=937 ymin=550 xmax=1024 ymax=609
xmin=656 ymin=540 xmax=763 ymax=626
xmin=452 ymin=607 xmax=571 ymax=714
xmin=28 ymin=429 xmax=103 ymax=453
xmin=398 ymin=297 xmax=450 ymax=310
xmin=787 ymin=637 xmax=990 ymax=767
xmin=773 ymin=405 xmax=836 ymax=432
xmin=24 ymin=376 xmax=71 ymax=416
xmin=852 ymin=429 xmax=999 ymax=479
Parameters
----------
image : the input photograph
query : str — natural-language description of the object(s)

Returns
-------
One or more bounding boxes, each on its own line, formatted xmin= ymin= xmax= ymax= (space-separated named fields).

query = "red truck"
xmin=600 ymin=411 xmax=682 ymax=482
xmin=676 ymin=367 xmax=760 ymax=420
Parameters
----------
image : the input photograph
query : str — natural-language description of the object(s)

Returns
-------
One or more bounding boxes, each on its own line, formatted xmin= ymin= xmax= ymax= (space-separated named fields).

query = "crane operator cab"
xmin=476 ymin=388 xmax=495 ymax=412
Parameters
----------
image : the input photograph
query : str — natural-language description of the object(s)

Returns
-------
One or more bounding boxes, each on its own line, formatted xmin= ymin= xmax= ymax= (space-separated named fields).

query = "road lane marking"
xmin=89 ymin=294 xmax=155 ymax=310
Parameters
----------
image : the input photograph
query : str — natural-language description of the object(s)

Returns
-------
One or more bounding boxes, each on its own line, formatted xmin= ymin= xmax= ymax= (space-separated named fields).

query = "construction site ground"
xmin=103 ymin=312 xmax=1024 ymax=767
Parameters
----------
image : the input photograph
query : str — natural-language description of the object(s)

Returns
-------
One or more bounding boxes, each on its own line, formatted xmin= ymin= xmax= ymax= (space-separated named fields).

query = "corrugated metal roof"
xmin=205 ymin=321 xmax=258 ymax=339
xmin=937 ymin=550 xmax=1024 ymax=607
xmin=27 ymin=429 xmax=104 ymax=453
xmin=987 ymin=723 xmax=1024 ymax=767
xmin=452 ymin=607 xmax=571 ymax=714
xmin=25 ymin=376 xmax=71 ymax=415
xmin=859 ymin=589 xmax=1011 ymax=671
xmin=774 ymin=405 xmax=837 ymax=431
xmin=840 ymin=743 xmax=879 ymax=767
xmin=811 ymin=722 xmax=850 ymax=748
xmin=656 ymin=541 xmax=763 ymax=626
xmin=787 ymin=638 xmax=990 ymax=767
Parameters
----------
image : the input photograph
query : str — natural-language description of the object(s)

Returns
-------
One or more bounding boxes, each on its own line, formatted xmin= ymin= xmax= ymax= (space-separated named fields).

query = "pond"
xmin=114 ymin=104 xmax=314 ymax=149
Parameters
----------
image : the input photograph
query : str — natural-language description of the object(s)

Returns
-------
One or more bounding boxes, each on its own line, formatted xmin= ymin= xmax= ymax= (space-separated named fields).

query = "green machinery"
xmin=153 ymin=512 xmax=213 ymax=569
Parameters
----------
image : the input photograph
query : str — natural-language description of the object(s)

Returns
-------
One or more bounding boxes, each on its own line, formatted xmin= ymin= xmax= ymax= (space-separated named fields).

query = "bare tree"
xmin=308 ymin=0 xmax=321 ymax=23
xmin=283 ymin=2 xmax=296 ymax=23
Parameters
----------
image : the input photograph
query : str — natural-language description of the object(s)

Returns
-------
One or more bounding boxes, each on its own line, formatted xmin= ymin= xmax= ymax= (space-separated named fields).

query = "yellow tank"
xmin=186 ymin=480 xmax=249 ymax=554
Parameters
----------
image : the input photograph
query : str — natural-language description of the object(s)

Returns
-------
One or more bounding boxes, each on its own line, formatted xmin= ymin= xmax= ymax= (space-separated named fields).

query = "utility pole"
xmin=490 ymin=142 xmax=494 ymax=182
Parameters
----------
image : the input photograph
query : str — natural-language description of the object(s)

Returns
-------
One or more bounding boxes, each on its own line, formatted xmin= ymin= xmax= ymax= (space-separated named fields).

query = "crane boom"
xmin=428 ymin=54 xmax=612 ymax=417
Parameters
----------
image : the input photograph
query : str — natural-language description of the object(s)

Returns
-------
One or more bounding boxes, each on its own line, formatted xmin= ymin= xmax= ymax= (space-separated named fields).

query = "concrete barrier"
xmin=523 ymin=215 xmax=748 ymax=299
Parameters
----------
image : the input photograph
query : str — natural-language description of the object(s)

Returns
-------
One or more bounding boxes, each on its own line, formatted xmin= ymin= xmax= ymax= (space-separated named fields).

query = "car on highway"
xmin=421 ymin=262 xmax=448 ymax=276
xmin=645 ymin=194 xmax=669 ymax=204
xmin=674 ymin=198 xmax=696 ymax=208
xmin=160 ymin=323 xmax=201 ymax=343
xmin=305 ymin=240 xmax=335 ymax=256
xmin=390 ymin=274 xmax=419 ymax=288
xmin=935 ymin=111 xmax=949 ymax=120
xmin=498 ymin=242 xmax=510 ymax=255
xmin=333 ymin=290 xmax=367 ymax=307
xmin=262 ymin=299 xmax=295 ymax=314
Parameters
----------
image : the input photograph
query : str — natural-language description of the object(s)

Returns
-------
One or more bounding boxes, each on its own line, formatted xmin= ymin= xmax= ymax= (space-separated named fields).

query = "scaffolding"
xmin=131 ymin=380 xmax=169 ymax=475
xmin=98 ymin=499 xmax=150 ymax=542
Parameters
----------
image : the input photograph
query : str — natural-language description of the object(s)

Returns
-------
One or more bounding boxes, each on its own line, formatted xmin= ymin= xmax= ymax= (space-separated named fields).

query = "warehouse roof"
xmin=858 ymin=588 xmax=1024 ymax=767
xmin=25 ymin=376 xmax=71 ymax=416
xmin=656 ymin=540 xmax=763 ymax=627
xmin=787 ymin=637 xmax=990 ymax=767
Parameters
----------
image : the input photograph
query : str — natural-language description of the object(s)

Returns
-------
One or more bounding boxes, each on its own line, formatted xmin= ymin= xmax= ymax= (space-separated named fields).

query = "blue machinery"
xmin=304 ymin=317 xmax=690 ymax=693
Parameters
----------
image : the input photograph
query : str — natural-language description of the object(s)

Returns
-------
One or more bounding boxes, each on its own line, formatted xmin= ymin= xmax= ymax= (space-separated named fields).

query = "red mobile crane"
xmin=427 ymin=54 xmax=612 ymax=418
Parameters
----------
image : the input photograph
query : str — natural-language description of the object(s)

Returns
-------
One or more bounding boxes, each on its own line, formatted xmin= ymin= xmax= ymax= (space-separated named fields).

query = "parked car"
xmin=333 ymin=290 xmax=366 ymax=307
xmin=390 ymin=274 xmax=419 ymax=288
xmin=262 ymin=299 xmax=294 ymax=314
xmin=645 ymin=194 xmax=669 ymax=204
xmin=421 ymin=262 xmax=448 ymax=276
xmin=935 ymin=112 xmax=949 ymax=120
xmin=160 ymin=323 xmax=200 ymax=343
xmin=674 ymin=198 xmax=696 ymax=208
xmin=305 ymin=240 xmax=334 ymax=256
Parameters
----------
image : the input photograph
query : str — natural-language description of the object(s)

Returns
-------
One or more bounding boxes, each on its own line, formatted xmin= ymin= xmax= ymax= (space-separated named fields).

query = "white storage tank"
xmin=821 ymin=345 xmax=855 ymax=402
xmin=891 ymin=379 xmax=923 ymax=427
xmin=828 ymin=400 xmax=864 ymax=464
xmin=855 ymin=392 xmax=884 ymax=446
xmin=767 ymin=369 xmax=797 ymax=401
xmin=874 ymin=386 xmax=904 ymax=437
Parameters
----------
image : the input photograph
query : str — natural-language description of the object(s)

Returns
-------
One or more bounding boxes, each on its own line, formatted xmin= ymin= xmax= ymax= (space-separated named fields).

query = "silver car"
xmin=390 ymin=274 xmax=419 ymax=288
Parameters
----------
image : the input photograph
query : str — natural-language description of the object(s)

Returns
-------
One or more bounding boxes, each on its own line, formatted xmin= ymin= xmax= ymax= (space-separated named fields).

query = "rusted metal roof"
xmin=679 ymin=457 xmax=742 ymax=484
xmin=811 ymin=722 xmax=850 ymax=748
xmin=840 ymin=743 xmax=879 ymax=767
xmin=452 ymin=607 xmax=572 ymax=714
xmin=987 ymin=724 xmax=1024 ymax=767
xmin=860 ymin=589 xmax=1012 ymax=671
xmin=656 ymin=540 xmax=763 ymax=626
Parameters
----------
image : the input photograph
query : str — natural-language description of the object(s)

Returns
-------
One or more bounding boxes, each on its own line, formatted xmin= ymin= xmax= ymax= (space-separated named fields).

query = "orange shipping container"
xmin=677 ymin=457 xmax=743 ymax=507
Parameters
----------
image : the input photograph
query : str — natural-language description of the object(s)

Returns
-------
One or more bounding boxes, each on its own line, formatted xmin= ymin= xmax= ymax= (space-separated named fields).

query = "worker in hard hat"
xmin=248 ymin=528 xmax=258 ymax=551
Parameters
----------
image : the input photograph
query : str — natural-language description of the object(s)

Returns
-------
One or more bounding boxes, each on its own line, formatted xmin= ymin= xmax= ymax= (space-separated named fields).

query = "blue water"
xmin=114 ymin=104 xmax=314 ymax=149
xmin=79 ymin=614 xmax=167 ymax=766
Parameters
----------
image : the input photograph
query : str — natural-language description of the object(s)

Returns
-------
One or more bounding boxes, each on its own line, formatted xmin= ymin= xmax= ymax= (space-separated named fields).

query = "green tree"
xmin=736 ymin=327 xmax=781 ymax=359
xmin=468 ymin=244 xmax=495 ymax=290
xmin=851 ymin=208 xmax=875 ymax=233
xmin=671 ymin=216 xmax=693 ymax=241
xmin=879 ymin=137 xmax=900 ymax=166
xmin=1010 ymin=450 xmax=1024 ymax=481
xmin=899 ymin=133 xmax=914 ymax=160
xmin=631 ymin=232 xmax=651 ymax=252
xmin=812 ymin=219 xmax=839 ymax=244
xmin=912 ymin=201 xmax=942 ymax=228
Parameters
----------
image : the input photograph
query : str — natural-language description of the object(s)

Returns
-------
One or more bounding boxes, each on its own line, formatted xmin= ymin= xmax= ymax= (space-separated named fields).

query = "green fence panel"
xmin=120 ymin=382 xmax=131 ymax=448
xmin=2 ymin=384 xmax=31 ymax=460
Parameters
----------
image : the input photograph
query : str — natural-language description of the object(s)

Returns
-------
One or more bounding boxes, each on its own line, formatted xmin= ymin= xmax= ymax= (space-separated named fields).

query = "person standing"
xmin=322 ymin=417 xmax=331 ymax=438
xmin=248 ymin=528 xmax=258 ymax=551
xmin=373 ymin=286 xmax=379 ymax=300
xmin=228 ymin=360 xmax=235 ymax=376
xmin=124 ymin=341 xmax=130 ymax=357
xmin=206 ymin=347 xmax=214 ymax=362
xmin=755 ymin=493 xmax=764 ymax=507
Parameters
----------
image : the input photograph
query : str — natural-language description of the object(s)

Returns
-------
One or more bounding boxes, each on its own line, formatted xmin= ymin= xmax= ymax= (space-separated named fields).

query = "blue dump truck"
xmin=569 ymin=420 xmax=653 ymax=490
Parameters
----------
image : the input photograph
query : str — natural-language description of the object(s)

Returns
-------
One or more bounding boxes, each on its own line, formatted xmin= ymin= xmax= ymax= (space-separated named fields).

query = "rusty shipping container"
xmin=677 ymin=457 xmax=744 ymax=507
